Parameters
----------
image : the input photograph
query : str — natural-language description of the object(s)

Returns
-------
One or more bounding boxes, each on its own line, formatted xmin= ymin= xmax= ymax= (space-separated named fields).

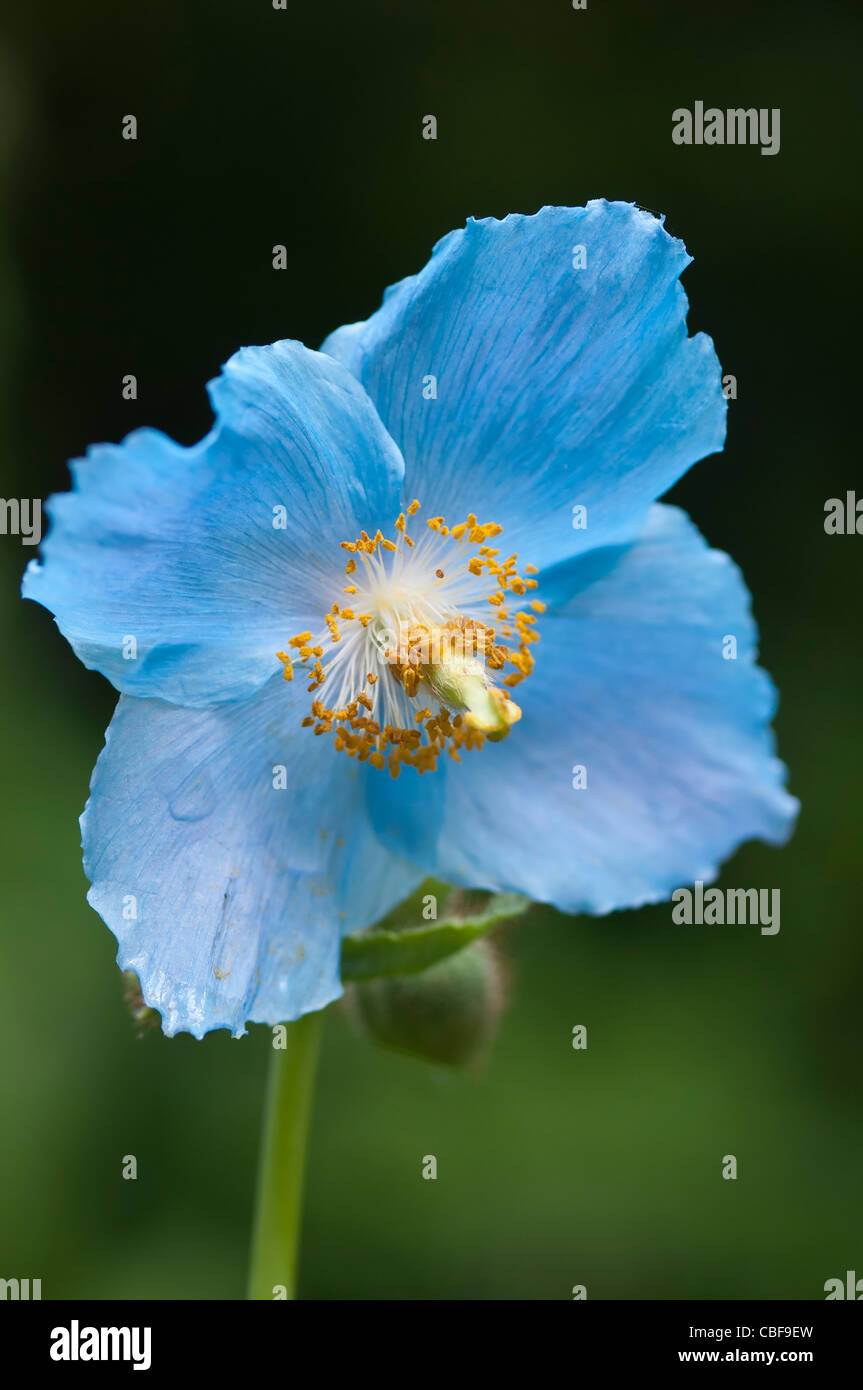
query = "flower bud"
xmin=121 ymin=969 xmax=160 ymax=1035
xmin=345 ymin=938 xmax=506 ymax=1068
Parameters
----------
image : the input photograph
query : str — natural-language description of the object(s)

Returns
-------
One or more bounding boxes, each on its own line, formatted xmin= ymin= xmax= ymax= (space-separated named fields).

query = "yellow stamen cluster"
xmin=385 ymin=616 xmax=507 ymax=698
xmin=278 ymin=502 xmax=542 ymax=775
xmin=300 ymin=687 xmax=487 ymax=777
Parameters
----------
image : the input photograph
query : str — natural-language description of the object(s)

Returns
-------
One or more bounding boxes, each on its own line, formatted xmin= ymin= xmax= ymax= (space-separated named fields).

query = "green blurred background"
xmin=0 ymin=0 xmax=860 ymax=1299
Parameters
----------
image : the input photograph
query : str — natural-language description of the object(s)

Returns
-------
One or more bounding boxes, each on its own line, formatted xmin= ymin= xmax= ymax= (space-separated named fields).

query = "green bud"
xmin=121 ymin=969 xmax=160 ymax=1036
xmin=345 ymin=938 xmax=506 ymax=1069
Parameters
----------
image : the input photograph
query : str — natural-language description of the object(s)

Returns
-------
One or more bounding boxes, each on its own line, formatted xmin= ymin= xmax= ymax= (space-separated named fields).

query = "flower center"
xmin=277 ymin=501 xmax=544 ymax=777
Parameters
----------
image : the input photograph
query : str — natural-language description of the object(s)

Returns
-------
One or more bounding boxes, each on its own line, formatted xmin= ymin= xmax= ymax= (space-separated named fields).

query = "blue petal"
xmin=24 ymin=341 xmax=405 ymax=706
xmin=367 ymin=505 xmax=797 ymax=913
xmin=322 ymin=201 xmax=726 ymax=569
xmin=82 ymin=674 xmax=422 ymax=1036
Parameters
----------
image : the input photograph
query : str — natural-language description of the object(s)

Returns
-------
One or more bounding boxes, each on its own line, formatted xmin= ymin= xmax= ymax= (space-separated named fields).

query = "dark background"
xmin=0 ymin=0 xmax=860 ymax=1298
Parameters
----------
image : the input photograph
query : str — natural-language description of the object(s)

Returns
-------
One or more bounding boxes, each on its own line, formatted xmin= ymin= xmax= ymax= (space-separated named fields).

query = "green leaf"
xmin=340 ymin=884 xmax=529 ymax=983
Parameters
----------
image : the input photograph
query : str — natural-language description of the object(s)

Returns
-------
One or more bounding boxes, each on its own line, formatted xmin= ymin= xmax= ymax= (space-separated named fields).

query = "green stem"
xmin=247 ymin=1009 xmax=324 ymax=1300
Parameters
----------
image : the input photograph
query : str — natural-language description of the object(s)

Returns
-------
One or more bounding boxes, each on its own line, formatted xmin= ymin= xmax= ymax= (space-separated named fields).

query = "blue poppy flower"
xmin=23 ymin=200 xmax=797 ymax=1037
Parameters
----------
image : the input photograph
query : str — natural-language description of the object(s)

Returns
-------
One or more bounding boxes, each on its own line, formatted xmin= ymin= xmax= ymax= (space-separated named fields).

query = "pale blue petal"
xmin=322 ymin=201 xmax=727 ymax=569
xmin=367 ymin=505 xmax=797 ymax=912
xmin=83 ymin=674 xmax=422 ymax=1036
xmin=24 ymin=341 xmax=405 ymax=706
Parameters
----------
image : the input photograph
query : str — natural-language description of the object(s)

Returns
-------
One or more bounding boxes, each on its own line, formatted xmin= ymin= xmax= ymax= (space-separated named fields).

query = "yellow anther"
xmin=283 ymin=500 xmax=540 ymax=775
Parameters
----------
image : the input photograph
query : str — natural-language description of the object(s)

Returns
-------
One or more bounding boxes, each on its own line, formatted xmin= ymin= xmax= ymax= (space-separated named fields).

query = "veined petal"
xmin=24 ymin=341 xmax=405 ymax=706
xmin=82 ymin=673 xmax=422 ymax=1037
xmin=322 ymin=201 xmax=726 ymax=568
xmin=367 ymin=505 xmax=797 ymax=912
